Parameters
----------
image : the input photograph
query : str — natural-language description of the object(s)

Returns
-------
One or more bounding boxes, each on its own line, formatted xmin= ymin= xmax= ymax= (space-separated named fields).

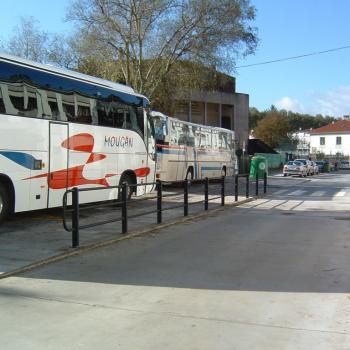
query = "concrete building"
xmin=173 ymin=81 xmax=249 ymax=151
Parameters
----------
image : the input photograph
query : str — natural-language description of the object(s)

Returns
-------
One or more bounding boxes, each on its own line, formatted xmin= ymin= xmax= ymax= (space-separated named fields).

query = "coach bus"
xmin=0 ymin=53 xmax=156 ymax=222
xmin=150 ymin=111 xmax=236 ymax=182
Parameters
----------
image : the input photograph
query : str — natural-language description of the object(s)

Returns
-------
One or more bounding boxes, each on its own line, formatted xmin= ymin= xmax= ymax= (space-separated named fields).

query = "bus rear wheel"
xmin=185 ymin=168 xmax=193 ymax=181
xmin=118 ymin=174 xmax=135 ymax=201
xmin=0 ymin=183 xmax=9 ymax=223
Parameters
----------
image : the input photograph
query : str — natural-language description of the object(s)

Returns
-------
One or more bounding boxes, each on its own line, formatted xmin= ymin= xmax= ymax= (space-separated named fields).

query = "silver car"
xmin=283 ymin=161 xmax=307 ymax=177
xmin=310 ymin=161 xmax=319 ymax=175
xmin=294 ymin=159 xmax=314 ymax=175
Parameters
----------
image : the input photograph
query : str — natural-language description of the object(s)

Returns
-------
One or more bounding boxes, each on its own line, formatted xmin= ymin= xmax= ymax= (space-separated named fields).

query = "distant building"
xmin=291 ymin=129 xmax=311 ymax=157
xmin=173 ymin=75 xmax=249 ymax=151
xmin=310 ymin=119 xmax=350 ymax=157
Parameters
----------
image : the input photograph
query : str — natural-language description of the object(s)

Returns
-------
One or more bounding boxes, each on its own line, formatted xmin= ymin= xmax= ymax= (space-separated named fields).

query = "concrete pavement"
xmin=0 ymin=177 xmax=257 ymax=276
xmin=1 ymin=189 xmax=350 ymax=349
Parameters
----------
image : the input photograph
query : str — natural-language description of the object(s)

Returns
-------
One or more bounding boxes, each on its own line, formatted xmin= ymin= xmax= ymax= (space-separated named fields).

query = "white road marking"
xmin=254 ymin=200 xmax=286 ymax=209
xmin=287 ymin=190 xmax=307 ymax=196
xmin=310 ymin=191 xmax=325 ymax=197
xmin=274 ymin=189 xmax=289 ymax=195
xmin=335 ymin=191 xmax=346 ymax=197
xmin=275 ymin=200 xmax=303 ymax=210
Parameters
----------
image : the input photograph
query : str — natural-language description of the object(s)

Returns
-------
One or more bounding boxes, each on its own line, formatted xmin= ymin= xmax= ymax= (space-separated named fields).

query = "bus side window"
xmin=170 ymin=121 xmax=179 ymax=145
xmin=7 ymin=83 xmax=39 ymax=118
xmin=212 ymin=132 xmax=219 ymax=149
xmin=97 ymin=101 xmax=113 ymax=127
xmin=187 ymin=126 xmax=195 ymax=147
xmin=219 ymin=132 xmax=228 ymax=149
xmin=206 ymin=131 xmax=212 ymax=148
xmin=136 ymin=107 xmax=144 ymax=137
xmin=0 ymin=88 xmax=5 ymax=113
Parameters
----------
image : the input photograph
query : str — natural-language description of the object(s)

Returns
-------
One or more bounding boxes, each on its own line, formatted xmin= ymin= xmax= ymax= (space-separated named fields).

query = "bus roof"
xmin=150 ymin=111 xmax=235 ymax=136
xmin=0 ymin=52 xmax=149 ymax=102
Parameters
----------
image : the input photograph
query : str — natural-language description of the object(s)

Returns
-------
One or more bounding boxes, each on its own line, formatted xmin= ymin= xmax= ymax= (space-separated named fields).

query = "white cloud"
xmin=275 ymin=97 xmax=305 ymax=113
xmin=311 ymin=86 xmax=350 ymax=117
xmin=274 ymin=86 xmax=350 ymax=117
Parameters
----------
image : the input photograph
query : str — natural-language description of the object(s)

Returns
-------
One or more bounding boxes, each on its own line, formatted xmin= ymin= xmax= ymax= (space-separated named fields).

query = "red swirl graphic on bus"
xmin=26 ymin=133 xmax=150 ymax=189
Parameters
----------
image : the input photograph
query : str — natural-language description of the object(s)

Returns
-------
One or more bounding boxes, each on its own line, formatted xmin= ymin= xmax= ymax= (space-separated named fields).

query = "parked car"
xmin=315 ymin=160 xmax=326 ymax=172
xmin=340 ymin=160 xmax=350 ymax=169
xmin=283 ymin=161 xmax=307 ymax=177
xmin=294 ymin=159 xmax=314 ymax=175
xmin=311 ymin=161 xmax=319 ymax=175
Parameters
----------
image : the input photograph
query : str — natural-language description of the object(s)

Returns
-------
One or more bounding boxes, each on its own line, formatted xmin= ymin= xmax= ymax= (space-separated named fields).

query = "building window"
xmin=336 ymin=136 xmax=342 ymax=145
xmin=320 ymin=137 xmax=325 ymax=145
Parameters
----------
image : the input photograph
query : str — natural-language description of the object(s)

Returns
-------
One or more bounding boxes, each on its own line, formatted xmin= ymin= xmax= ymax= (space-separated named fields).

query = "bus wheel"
xmin=118 ymin=174 xmax=135 ymax=201
xmin=0 ymin=183 xmax=9 ymax=223
xmin=185 ymin=168 xmax=193 ymax=181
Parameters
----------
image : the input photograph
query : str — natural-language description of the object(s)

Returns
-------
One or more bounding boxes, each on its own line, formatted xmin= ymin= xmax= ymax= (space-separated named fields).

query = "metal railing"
xmin=63 ymin=173 xmax=267 ymax=248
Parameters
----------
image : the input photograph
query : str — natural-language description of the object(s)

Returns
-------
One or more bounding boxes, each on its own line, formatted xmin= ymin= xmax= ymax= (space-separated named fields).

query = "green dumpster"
xmin=250 ymin=156 xmax=268 ymax=179
xmin=323 ymin=162 xmax=330 ymax=172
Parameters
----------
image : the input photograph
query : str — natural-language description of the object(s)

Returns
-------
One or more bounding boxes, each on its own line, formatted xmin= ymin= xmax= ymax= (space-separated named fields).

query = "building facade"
xmin=173 ymin=85 xmax=249 ymax=151
xmin=310 ymin=119 xmax=350 ymax=157
xmin=291 ymin=129 xmax=311 ymax=157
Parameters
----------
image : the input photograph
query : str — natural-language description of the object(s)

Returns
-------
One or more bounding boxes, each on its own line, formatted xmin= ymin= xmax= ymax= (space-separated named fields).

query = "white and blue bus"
xmin=151 ymin=111 xmax=236 ymax=182
xmin=0 ymin=53 xmax=156 ymax=222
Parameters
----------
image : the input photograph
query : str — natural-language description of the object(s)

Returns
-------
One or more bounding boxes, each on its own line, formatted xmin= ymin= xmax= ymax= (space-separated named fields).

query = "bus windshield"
xmin=152 ymin=114 xmax=168 ymax=143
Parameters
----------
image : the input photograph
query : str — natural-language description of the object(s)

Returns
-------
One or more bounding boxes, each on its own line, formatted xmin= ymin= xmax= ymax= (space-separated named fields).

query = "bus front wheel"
xmin=0 ymin=183 xmax=9 ymax=223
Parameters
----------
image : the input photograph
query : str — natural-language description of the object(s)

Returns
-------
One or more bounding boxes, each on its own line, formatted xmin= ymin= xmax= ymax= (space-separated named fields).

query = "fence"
xmin=63 ymin=172 xmax=267 ymax=248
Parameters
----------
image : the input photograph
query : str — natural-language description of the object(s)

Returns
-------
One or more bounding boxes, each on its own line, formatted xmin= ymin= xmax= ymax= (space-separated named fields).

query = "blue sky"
xmin=235 ymin=0 xmax=350 ymax=117
xmin=1 ymin=0 xmax=350 ymax=117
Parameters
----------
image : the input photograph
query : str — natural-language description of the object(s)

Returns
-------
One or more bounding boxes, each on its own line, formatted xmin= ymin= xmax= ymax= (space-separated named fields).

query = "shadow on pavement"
xmin=15 ymin=203 xmax=350 ymax=294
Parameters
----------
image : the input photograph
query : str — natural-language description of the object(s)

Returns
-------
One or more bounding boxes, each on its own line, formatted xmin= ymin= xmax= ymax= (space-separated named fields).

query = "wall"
xmin=310 ymin=133 xmax=350 ymax=156
xmin=174 ymin=91 xmax=249 ymax=150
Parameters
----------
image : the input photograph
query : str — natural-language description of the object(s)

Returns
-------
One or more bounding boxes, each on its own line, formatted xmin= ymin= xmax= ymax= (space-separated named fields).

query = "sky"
xmin=1 ymin=0 xmax=350 ymax=118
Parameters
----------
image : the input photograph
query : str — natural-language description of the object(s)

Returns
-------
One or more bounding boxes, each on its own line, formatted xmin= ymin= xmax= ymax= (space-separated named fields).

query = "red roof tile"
xmin=310 ymin=120 xmax=350 ymax=134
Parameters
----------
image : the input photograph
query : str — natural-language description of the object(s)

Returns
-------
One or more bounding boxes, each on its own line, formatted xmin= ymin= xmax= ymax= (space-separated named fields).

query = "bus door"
xmin=48 ymin=122 xmax=69 ymax=208
xmin=146 ymin=115 xmax=156 ymax=187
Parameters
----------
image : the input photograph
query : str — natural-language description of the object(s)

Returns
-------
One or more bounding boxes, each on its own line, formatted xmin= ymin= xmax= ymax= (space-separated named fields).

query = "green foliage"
xmin=251 ymin=106 xmax=337 ymax=149
xmin=254 ymin=109 xmax=292 ymax=148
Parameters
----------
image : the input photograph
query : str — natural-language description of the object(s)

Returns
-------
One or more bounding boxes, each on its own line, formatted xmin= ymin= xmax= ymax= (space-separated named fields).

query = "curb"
xmin=0 ymin=196 xmax=256 ymax=279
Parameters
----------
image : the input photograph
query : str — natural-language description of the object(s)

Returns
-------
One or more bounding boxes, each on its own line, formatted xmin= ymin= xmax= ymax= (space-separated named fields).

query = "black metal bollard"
xmin=121 ymin=182 xmax=128 ymax=234
xmin=264 ymin=172 xmax=267 ymax=194
xmin=156 ymin=180 xmax=162 ymax=224
xmin=204 ymin=177 xmax=209 ymax=210
xmin=221 ymin=175 xmax=225 ymax=206
xmin=234 ymin=175 xmax=238 ymax=202
xmin=246 ymin=174 xmax=249 ymax=198
xmin=184 ymin=180 xmax=188 ymax=216
xmin=256 ymin=172 xmax=259 ymax=196
xmin=71 ymin=187 xmax=80 ymax=248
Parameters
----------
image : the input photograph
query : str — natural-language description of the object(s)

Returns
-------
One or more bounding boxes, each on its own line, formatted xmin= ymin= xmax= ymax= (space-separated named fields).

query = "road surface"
xmin=1 ymin=171 xmax=350 ymax=349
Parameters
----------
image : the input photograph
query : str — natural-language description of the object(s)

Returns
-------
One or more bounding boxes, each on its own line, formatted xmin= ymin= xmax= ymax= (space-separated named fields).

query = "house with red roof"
xmin=310 ymin=119 xmax=350 ymax=156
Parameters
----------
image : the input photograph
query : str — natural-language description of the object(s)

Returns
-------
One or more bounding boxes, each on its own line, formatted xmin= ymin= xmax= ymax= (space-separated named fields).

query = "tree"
xmin=6 ymin=17 xmax=49 ymax=62
xmin=67 ymin=0 xmax=258 ymax=99
xmin=249 ymin=107 xmax=265 ymax=130
xmin=254 ymin=109 xmax=292 ymax=149
xmin=4 ymin=17 xmax=77 ymax=69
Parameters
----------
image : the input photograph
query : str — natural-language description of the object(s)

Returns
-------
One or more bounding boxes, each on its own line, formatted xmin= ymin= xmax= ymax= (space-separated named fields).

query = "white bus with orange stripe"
xmin=151 ymin=112 xmax=236 ymax=182
xmin=0 ymin=54 xmax=156 ymax=222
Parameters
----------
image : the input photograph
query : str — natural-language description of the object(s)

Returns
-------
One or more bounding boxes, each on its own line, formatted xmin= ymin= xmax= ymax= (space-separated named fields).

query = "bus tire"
xmin=118 ymin=173 xmax=135 ymax=201
xmin=221 ymin=167 xmax=227 ymax=177
xmin=185 ymin=168 xmax=193 ymax=181
xmin=0 ymin=183 xmax=10 ymax=223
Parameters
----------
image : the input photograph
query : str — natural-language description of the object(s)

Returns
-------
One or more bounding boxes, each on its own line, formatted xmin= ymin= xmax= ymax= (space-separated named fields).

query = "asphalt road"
xmin=1 ymin=171 xmax=350 ymax=349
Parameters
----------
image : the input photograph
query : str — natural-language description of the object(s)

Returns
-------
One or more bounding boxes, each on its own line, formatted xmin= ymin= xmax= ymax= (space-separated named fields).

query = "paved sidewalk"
xmin=0 ymin=178 xmax=257 ymax=277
